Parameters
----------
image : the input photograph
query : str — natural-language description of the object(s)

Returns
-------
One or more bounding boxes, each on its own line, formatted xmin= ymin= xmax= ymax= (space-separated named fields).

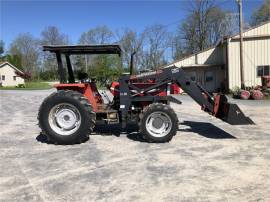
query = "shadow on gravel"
xmin=180 ymin=121 xmax=236 ymax=139
xmin=126 ymin=133 xmax=147 ymax=142
xmin=36 ymin=132 xmax=89 ymax=145
xmin=35 ymin=124 xmax=139 ymax=144
xmin=93 ymin=124 xmax=122 ymax=137
xmin=36 ymin=133 xmax=52 ymax=144
xmin=94 ymin=123 xmax=146 ymax=142
xmin=94 ymin=124 xmax=137 ymax=134
xmin=36 ymin=121 xmax=235 ymax=144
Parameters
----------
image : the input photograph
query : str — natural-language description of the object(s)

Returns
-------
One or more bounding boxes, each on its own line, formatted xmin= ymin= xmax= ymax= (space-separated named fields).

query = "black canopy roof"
xmin=43 ymin=44 xmax=121 ymax=55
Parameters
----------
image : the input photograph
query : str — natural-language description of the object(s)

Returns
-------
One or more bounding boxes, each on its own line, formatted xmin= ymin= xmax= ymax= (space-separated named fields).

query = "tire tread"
xmin=139 ymin=103 xmax=178 ymax=143
xmin=37 ymin=90 xmax=96 ymax=144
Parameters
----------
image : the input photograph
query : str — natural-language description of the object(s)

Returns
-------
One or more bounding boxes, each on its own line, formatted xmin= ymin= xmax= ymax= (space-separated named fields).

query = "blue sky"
xmin=0 ymin=0 xmax=264 ymax=49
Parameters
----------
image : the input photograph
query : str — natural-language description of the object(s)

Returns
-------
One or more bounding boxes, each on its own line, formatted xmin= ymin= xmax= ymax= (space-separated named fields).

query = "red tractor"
xmin=38 ymin=45 xmax=253 ymax=144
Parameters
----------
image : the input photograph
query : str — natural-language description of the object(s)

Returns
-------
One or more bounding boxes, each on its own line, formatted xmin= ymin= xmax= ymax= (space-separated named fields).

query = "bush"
xmin=251 ymin=90 xmax=264 ymax=100
xmin=230 ymin=86 xmax=269 ymax=100
xmin=240 ymin=90 xmax=250 ymax=100
xmin=231 ymin=86 xmax=241 ymax=98
xmin=17 ymin=84 xmax=25 ymax=88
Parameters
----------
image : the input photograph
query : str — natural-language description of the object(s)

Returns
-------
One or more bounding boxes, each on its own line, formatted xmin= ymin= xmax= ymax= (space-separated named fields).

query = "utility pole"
xmin=237 ymin=0 xmax=245 ymax=89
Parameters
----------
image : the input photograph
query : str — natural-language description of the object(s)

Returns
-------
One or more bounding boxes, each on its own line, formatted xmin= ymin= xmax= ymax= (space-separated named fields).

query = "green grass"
xmin=0 ymin=82 xmax=52 ymax=90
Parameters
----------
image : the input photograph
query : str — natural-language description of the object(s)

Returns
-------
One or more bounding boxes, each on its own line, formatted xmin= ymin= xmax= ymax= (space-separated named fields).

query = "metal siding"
xmin=183 ymin=66 xmax=224 ymax=91
xmin=228 ymin=22 xmax=270 ymax=89
xmin=197 ymin=48 xmax=215 ymax=64
xmin=228 ymin=38 xmax=270 ymax=89
xmin=244 ymin=38 xmax=270 ymax=86
xmin=174 ymin=55 xmax=196 ymax=67
xmin=243 ymin=22 xmax=270 ymax=37
xmin=173 ymin=46 xmax=224 ymax=67
xmin=170 ymin=22 xmax=270 ymax=90
xmin=228 ymin=40 xmax=240 ymax=89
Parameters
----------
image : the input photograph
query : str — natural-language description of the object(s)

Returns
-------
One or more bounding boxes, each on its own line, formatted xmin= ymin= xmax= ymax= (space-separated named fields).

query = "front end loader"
xmin=38 ymin=45 xmax=253 ymax=145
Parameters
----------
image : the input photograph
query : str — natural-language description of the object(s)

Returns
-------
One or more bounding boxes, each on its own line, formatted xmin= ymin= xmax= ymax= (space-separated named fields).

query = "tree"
xmin=40 ymin=26 xmax=69 ymax=80
xmin=207 ymin=8 xmax=236 ymax=45
xmin=250 ymin=0 xmax=270 ymax=26
xmin=0 ymin=40 xmax=4 ymax=56
xmin=179 ymin=0 xmax=236 ymax=54
xmin=76 ymin=26 xmax=115 ymax=76
xmin=79 ymin=26 xmax=113 ymax=44
xmin=9 ymin=33 xmax=40 ymax=76
xmin=171 ymin=31 xmax=188 ymax=60
xmin=141 ymin=24 xmax=170 ymax=70
xmin=0 ymin=40 xmax=23 ymax=67
xmin=41 ymin=26 xmax=69 ymax=45
xmin=6 ymin=54 xmax=22 ymax=69
xmin=90 ymin=54 xmax=122 ymax=85
xmin=116 ymin=28 xmax=145 ymax=72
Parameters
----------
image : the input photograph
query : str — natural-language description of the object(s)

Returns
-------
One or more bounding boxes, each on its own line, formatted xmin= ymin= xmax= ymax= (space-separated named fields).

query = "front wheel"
xmin=38 ymin=90 xmax=96 ymax=144
xmin=139 ymin=103 xmax=178 ymax=143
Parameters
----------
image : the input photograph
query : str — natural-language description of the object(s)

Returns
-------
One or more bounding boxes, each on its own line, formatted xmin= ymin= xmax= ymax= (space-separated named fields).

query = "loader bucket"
xmin=214 ymin=94 xmax=254 ymax=125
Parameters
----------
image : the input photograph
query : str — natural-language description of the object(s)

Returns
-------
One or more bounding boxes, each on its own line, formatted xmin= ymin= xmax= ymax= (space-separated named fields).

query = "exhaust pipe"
xmin=213 ymin=94 xmax=254 ymax=125
xmin=130 ymin=51 xmax=136 ymax=75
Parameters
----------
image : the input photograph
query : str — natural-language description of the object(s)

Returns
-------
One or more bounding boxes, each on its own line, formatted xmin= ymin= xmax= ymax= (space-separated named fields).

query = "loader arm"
xmin=172 ymin=67 xmax=214 ymax=112
xmin=170 ymin=67 xmax=254 ymax=125
xmin=119 ymin=65 xmax=254 ymax=125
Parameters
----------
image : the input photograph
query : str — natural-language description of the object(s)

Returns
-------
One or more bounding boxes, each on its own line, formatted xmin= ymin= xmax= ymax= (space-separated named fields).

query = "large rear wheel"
xmin=139 ymin=103 xmax=178 ymax=143
xmin=38 ymin=90 xmax=95 ymax=144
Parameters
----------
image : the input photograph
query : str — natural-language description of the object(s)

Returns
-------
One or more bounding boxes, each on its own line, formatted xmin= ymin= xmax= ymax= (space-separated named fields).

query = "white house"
xmin=165 ymin=21 xmax=270 ymax=92
xmin=0 ymin=62 xmax=25 ymax=87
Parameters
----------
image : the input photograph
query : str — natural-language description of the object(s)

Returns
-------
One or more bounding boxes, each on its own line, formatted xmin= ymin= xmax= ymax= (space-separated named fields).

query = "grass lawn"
xmin=0 ymin=82 xmax=52 ymax=90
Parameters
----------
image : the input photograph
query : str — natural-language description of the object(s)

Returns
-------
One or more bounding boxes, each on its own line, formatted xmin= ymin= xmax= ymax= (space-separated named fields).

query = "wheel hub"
xmin=145 ymin=112 xmax=172 ymax=137
xmin=152 ymin=117 xmax=163 ymax=129
xmin=48 ymin=103 xmax=81 ymax=136
xmin=55 ymin=108 xmax=78 ymax=130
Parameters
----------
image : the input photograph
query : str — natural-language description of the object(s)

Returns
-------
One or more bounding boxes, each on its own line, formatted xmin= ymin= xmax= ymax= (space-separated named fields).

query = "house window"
xmin=257 ymin=65 xmax=270 ymax=77
xmin=1 ymin=75 xmax=5 ymax=80
xmin=13 ymin=76 xmax=16 ymax=81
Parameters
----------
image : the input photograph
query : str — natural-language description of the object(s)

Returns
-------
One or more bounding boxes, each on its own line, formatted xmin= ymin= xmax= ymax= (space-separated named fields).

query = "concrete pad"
xmin=0 ymin=90 xmax=270 ymax=201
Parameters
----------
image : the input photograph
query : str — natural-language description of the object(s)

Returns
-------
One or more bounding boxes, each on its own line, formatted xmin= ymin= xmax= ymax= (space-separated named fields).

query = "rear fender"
xmin=54 ymin=83 xmax=99 ymax=111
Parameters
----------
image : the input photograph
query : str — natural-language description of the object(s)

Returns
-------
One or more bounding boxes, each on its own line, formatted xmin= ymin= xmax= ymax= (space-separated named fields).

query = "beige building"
xmin=166 ymin=21 xmax=270 ymax=92
xmin=0 ymin=62 xmax=25 ymax=87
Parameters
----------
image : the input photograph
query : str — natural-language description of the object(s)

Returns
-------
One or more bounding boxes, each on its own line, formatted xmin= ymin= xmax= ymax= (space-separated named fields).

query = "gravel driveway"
xmin=0 ymin=89 xmax=270 ymax=201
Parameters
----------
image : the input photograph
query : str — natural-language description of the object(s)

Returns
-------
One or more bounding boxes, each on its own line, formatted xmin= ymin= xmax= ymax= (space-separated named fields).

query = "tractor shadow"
xmin=93 ymin=123 xmax=147 ymax=142
xmin=95 ymin=121 xmax=236 ymax=142
xmin=36 ymin=132 xmax=89 ymax=145
xmin=36 ymin=121 xmax=235 ymax=144
xmin=179 ymin=121 xmax=236 ymax=139
xmin=35 ymin=124 xmax=135 ymax=145
xmin=36 ymin=133 xmax=52 ymax=144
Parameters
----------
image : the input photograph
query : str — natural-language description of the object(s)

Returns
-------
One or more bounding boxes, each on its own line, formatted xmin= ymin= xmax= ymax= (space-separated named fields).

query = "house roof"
xmin=163 ymin=20 xmax=270 ymax=68
xmin=0 ymin=62 xmax=24 ymax=74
